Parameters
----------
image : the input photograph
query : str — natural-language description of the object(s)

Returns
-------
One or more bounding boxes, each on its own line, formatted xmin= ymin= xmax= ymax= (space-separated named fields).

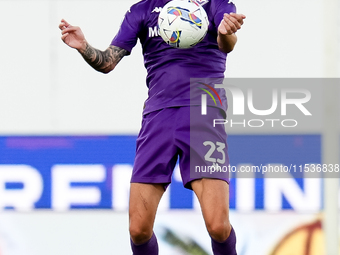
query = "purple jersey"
xmin=111 ymin=0 xmax=236 ymax=114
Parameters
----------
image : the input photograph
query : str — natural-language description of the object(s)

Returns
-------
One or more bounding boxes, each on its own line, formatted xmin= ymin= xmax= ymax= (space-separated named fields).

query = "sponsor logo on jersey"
xmin=149 ymin=26 xmax=160 ymax=37
xmin=152 ymin=7 xmax=162 ymax=13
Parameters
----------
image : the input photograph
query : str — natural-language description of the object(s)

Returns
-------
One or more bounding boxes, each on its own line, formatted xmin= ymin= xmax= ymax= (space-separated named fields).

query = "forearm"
xmin=217 ymin=33 xmax=237 ymax=54
xmin=79 ymin=42 xmax=127 ymax=73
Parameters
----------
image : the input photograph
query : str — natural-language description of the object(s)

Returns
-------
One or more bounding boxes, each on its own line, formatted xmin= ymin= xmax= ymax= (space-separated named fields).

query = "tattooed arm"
xmin=59 ymin=19 xmax=128 ymax=73
xmin=80 ymin=43 xmax=128 ymax=73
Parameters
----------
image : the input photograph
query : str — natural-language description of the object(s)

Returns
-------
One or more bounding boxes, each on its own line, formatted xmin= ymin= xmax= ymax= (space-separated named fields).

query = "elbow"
xmin=100 ymin=63 xmax=116 ymax=74
xmin=101 ymin=68 xmax=113 ymax=74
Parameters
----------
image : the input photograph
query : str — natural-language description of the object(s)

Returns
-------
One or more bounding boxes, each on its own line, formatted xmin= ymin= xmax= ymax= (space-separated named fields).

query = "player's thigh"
xmin=129 ymin=183 xmax=165 ymax=239
xmin=191 ymin=179 xmax=231 ymax=238
xmin=192 ymin=178 xmax=229 ymax=214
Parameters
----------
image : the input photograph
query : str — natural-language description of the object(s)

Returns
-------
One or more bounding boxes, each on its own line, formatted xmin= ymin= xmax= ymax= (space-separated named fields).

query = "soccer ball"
xmin=158 ymin=0 xmax=209 ymax=49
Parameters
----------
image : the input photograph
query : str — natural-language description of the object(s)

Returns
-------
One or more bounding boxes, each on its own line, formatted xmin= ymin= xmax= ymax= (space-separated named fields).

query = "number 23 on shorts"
xmin=203 ymin=141 xmax=226 ymax=164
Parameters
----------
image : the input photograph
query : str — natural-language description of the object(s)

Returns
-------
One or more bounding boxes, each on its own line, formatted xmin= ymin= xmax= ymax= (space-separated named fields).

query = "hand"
xmin=59 ymin=19 xmax=87 ymax=52
xmin=218 ymin=13 xmax=246 ymax=35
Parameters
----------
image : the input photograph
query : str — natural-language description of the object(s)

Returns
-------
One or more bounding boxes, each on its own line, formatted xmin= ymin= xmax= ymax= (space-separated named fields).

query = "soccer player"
xmin=59 ymin=0 xmax=245 ymax=254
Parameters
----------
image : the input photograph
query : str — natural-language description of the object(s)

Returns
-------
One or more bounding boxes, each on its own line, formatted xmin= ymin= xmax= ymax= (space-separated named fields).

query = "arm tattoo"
xmin=81 ymin=43 xmax=128 ymax=73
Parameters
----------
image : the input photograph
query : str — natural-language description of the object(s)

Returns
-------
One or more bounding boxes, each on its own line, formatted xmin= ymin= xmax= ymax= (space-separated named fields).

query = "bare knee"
xmin=129 ymin=222 xmax=153 ymax=245
xmin=206 ymin=220 xmax=232 ymax=242
xmin=128 ymin=183 xmax=164 ymax=245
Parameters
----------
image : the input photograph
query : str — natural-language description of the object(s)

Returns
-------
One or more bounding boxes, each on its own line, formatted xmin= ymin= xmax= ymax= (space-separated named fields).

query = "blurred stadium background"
xmin=0 ymin=0 xmax=339 ymax=254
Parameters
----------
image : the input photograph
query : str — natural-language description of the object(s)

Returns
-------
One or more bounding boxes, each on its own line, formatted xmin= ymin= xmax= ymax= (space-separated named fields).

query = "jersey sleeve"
xmin=110 ymin=5 xmax=143 ymax=55
xmin=213 ymin=0 xmax=236 ymax=29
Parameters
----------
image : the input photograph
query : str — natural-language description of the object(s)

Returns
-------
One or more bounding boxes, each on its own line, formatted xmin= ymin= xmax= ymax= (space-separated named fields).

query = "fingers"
xmin=230 ymin=13 xmax=246 ymax=23
xmin=219 ymin=19 xmax=233 ymax=35
xmin=225 ymin=14 xmax=241 ymax=29
xmin=61 ymin=32 xmax=69 ymax=42
xmin=61 ymin=19 xmax=71 ymax=27
xmin=61 ymin=26 xmax=78 ymax=35
xmin=59 ymin=19 xmax=76 ymax=44
xmin=220 ymin=13 xmax=246 ymax=35
xmin=220 ymin=15 xmax=237 ymax=35
xmin=59 ymin=22 xmax=65 ymax=30
xmin=59 ymin=19 xmax=71 ymax=31
xmin=223 ymin=15 xmax=238 ymax=33
xmin=218 ymin=19 xmax=231 ymax=35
